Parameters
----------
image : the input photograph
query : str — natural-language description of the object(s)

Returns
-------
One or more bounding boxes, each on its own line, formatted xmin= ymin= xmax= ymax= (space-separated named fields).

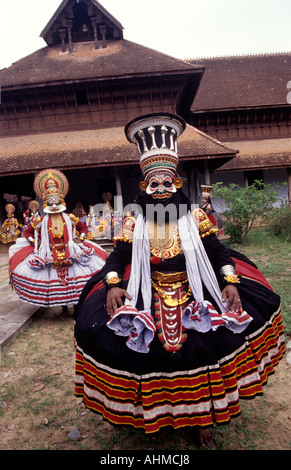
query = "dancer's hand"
xmin=106 ymin=287 xmax=132 ymax=317
xmin=222 ymin=285 xmax=241 ymax=312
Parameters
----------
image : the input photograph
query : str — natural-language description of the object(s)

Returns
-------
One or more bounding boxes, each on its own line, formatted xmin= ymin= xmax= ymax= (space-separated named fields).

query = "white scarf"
xmin=34 ymin=213 xmax=84 ymax=262
xmin=124 ymin=212 xmax=226 ymax=313
xmin=123 ymin=213 xmax=152 ymax=312
xmin=179 ymin=212 xmax=227 ymax=312
xmin=107 ymin=211 xmax=252 ymax=352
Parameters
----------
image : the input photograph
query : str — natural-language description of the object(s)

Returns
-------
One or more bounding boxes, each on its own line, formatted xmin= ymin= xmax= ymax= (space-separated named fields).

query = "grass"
xmin=226 ymin=227 xmax=291 ymax=335
xmin=0 ymin=228 xmax=290 ymax=451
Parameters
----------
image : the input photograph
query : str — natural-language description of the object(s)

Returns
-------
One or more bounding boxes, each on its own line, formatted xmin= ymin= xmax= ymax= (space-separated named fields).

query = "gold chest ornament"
xmin=147 ymin=219 xmax=181 ymax=260
xmin=50 ymin=213 xmax=65 ymax=238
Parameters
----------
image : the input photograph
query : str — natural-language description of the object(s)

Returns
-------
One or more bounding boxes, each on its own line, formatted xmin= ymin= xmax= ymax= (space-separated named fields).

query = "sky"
xmin=0 ymin=0 xmax=290 ymax=70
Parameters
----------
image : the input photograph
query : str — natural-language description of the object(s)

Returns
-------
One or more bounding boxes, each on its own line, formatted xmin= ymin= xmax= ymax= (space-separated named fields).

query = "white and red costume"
xmin=9 ymin=169 xmax=106 ymax=307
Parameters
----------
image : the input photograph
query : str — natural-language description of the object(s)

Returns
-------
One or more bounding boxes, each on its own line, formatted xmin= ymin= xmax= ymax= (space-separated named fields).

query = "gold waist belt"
xmin=151 ymin=271 xmax=188 ymax=285
xmin=51 ymin=243 xmax=65 ymax=249
xmin=151 ymin=271 xmax=191 ymax=308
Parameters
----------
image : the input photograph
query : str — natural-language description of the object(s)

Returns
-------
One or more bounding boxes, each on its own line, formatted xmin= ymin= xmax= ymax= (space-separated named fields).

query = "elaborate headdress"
xmin=33 ymin=169 xmax=69 ymax=214
xmin=5 ymin=203 xmax=15 ymax=215
xmin=125 ymin=112 xmax=186 ymax=190
xmin=28 ymin=200 xmax=40 ymax=213
xmin=201 ymin=185 xmax=213 ymax=198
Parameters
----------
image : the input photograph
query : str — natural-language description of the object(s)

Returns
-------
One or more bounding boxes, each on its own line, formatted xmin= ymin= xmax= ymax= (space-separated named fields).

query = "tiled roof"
xmin=189 ymin=52 xmax=291 ymax=111
xmin=215 ymin=138 xmax=291 ymax=172
xmin=0 ymin=40 xmax=203 ymax=89
xmin=0 ymin=124 xmax=237 ymax=176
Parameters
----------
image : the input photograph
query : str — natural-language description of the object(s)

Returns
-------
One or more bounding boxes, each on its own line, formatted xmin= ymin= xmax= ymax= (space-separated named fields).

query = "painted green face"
xmin=45 ymin=197 xmax=65 ymax=214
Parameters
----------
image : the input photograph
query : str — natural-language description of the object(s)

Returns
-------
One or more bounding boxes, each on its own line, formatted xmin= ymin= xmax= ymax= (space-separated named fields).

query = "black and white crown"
xmin=125 ymin=112 xmax=186 ymax=181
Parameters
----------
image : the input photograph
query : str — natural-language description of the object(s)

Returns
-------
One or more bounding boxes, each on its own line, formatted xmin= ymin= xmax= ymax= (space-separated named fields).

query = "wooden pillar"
xmin=194 ymin=168 xmax=200 ymax=205
xmin=114 ymin=167 xmax=123 ymax=212
xmin=99 ymin=25 xmax=107 ymax=49
xmin=203 ymin=159 xmax=210 ymax=185
xmin=58 ymin=29 xmax=67 ymax=53
xmin=287 ymin=168 xmax=291 ymax=206
xmin=66 ymin=19 xmax=73 ymax=55
xmin=243 ymin=171 xmax=249 ymax=188
xmin=187 ymin=168 xmax=195 ymax=204
xmin=90 ymin=17 xmax=99 ymax=50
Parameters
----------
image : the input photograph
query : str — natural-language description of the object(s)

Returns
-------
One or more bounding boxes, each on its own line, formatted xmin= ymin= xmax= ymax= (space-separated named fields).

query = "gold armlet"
xmin=112 ymin=235 xmax=133 ymax=243
xmin=200 ymin=228 xmax=218 ymax=238
xmin=69 ymin=213 xmax=79 ymax=225
xmin=191 ymin=208 xmax=215 ymax=237
xmin=117 ymin=216 xmax=135 ymax=243
xmin=31 ymin=216 xmax=42 ymax=229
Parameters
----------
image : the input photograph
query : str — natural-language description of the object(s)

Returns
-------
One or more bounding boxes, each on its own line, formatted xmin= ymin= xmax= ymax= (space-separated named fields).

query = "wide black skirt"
xmin=74 ymin=253 xmax=285 ymax=433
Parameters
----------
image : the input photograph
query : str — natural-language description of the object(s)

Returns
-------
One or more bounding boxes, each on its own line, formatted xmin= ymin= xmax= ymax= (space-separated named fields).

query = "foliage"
xmin=211 ymin=180 xmax=285 ymax=244
xmin=269 ymin=205 xmax=291 ymax=242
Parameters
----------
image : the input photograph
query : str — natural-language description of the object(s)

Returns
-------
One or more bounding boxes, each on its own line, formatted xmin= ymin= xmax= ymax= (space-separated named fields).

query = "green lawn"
xmin=223 ymin=227 xmax=291 ymax=335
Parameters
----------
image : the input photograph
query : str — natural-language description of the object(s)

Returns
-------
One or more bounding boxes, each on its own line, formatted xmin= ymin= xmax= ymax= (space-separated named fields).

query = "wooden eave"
xmin=192 ymin=103 xmax=290 ymax=114
xmin=0 ymin=68 xmax=203 ymax=93
xmin=216 ymin=154 xmax=291 ymax=172
xmin=0 ymin=124 xmax=237 ymax=177
xmin=215 ymin=137 xmax=291 ymax=172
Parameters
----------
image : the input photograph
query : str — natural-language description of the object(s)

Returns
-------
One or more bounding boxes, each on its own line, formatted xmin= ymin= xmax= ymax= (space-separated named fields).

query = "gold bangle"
xmin=224 ymin=274 xmax=240 ymax=284
xmin=106 ymin=276 xmax=121 ymax=285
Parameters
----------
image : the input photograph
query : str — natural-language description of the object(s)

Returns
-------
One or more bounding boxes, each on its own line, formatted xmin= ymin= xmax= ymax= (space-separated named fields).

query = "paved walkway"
xmin=0 ymin=239 xmax=113 ymax=349
xmin=0 ymin=245 xmax=40 ymax=349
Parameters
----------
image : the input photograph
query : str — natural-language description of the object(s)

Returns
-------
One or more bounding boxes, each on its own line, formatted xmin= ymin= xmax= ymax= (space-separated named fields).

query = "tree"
xmin=211 ymin=180 xmax=284 ymax=244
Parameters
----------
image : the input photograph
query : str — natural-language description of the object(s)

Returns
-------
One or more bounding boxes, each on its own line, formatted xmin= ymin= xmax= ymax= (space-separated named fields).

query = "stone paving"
xmin=0 ymin=245 xmax=40 ymax=349
xmin=0 ymin=239 xmax=113 ymax=349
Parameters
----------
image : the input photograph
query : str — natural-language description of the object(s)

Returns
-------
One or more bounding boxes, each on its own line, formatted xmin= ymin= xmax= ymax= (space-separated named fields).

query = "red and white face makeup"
xmin=146 ymin=172 xmax=176 ymax=199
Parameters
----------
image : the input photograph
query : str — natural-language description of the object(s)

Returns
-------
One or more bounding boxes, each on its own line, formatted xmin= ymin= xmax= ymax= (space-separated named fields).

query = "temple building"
xmin=0 ymin=0 xmax=290 ymax=224
xmin=189 ymin=54 xmax=291 ymax=204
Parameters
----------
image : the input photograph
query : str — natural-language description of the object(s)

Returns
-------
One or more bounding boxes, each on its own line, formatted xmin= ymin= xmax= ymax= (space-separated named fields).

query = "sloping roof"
xmin=189 ymin=52 xmax=291 ymax=111
xmin=0 ymin=124 xmax=237 ymax=176
xmin=0 ymin=40 xmax=203 ymax=89
xmin=215 ymin=138 xmax=291 ymax=172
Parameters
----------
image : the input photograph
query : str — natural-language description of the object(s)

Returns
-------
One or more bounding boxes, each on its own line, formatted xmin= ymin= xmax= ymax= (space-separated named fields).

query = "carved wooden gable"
xmin=40 ymin=0 xmax=123 ymax=52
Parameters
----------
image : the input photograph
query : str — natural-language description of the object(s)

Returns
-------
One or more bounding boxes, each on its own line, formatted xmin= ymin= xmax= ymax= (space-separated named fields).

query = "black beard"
xmin=136 ymin=190 xmax=192 ymax=222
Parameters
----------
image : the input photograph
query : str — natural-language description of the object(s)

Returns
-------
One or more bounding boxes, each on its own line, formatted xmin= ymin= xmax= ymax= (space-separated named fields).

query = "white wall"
xmin=208 ymin=168 xmax=289 ymax=212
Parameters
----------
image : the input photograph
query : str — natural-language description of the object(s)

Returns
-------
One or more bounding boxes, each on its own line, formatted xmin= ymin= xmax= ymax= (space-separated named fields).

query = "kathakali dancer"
xmin=0 ymin=204 xmax=22 ymax=244
xmin=21 ymin=200 xmax=40 ymax=236
xmin=200 ymin=185 xmax=225 ymax=239
xmin=9 ymin=169 xmax=106 ymax=307
xmin=74 ymin=113 xmax=285 ymax=448
xmin=84 ymin=206 xmax=104 ymax=240
xmin=73 ymin=201 xmax=87 ymax=221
